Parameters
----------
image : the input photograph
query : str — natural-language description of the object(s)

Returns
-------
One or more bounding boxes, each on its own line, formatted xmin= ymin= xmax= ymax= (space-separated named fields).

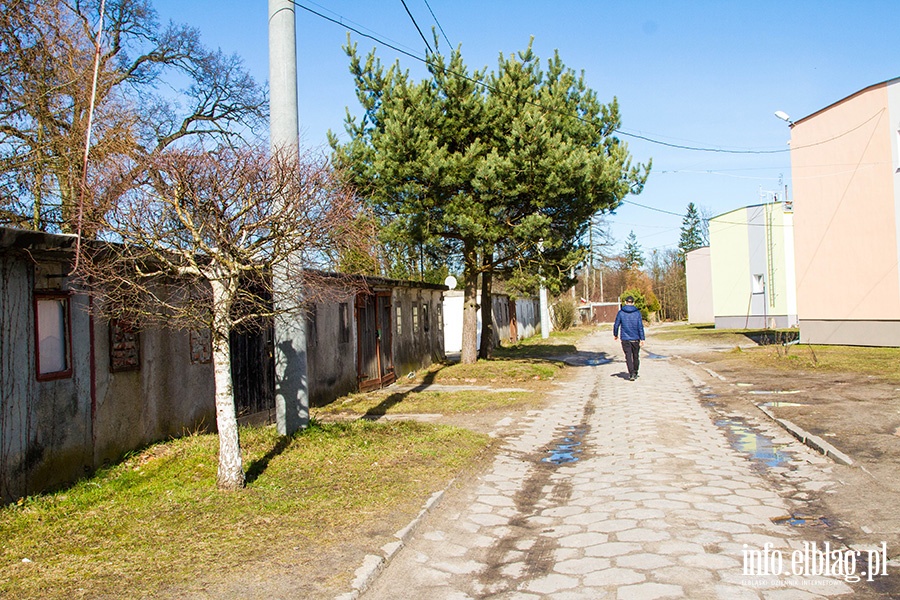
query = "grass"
xmin=317 ymin=389 xmax=535 ymax=416
xmin=0 ymin=420 xmax=489 ymax=599
xmin=657 ymin=323 xmax=900 ymax=383
xmin=732 ymin=343 xmax=900 ymax=382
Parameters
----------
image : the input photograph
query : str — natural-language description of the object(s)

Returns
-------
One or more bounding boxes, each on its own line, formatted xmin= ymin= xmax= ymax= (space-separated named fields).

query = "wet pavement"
xmin=353 ymin=332 xmax=877 ymax=599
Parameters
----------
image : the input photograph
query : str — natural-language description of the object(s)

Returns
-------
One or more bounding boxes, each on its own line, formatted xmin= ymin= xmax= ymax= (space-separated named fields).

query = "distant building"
xmin=709 ymin=202 xmax=798 ymax=329
xmin=788 ymin=77 xmax=900 ymax=346
xmin=685 ymin=247 xmax=713 ymax=324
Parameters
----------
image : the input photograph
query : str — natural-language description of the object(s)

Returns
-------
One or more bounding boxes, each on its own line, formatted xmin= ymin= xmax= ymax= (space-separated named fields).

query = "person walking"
xmin=613 ymin=296 xmax=645 ymax=381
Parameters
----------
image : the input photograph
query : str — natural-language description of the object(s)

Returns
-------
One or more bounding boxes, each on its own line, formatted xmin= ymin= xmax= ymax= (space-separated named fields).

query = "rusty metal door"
xmin=356 ymin=291 xmax=394 ymax=391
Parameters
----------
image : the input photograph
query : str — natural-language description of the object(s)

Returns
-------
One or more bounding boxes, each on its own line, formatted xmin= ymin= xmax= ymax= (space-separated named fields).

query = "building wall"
xmin=307 ymin=297 xmax=359 ymax=406
xmin=790 ymin=79 xmax=900 ymax=345
xmin=1 ymin=253 xmax=93 ymax=502
xmin=685 ymin=247 xmax=713 ymax=323
xmin=710 ymin=203 xmax=798 ymax=329
xmin=92 ymin=322 xmax=216 ymax=467
xmin=442 ymin=292 xmax=542 ymax=353
xmin=392 ymin=286 xmax=445 ymax=377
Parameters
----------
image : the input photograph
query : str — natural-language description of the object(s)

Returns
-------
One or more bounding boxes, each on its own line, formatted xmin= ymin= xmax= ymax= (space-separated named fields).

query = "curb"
xmin=335 ymin=485 xmax=451 ymax=600
xmin=755 ymin=404 xmax=854 ymax=466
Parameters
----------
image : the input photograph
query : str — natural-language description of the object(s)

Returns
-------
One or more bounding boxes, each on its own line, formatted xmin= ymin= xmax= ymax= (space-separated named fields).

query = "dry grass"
xmin=0 ymin=420 xmax=489 ymax=599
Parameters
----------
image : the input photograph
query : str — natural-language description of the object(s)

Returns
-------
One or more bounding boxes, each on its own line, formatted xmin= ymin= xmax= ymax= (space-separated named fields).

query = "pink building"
xmin=789 ymin=77 xmax=900 ymax=346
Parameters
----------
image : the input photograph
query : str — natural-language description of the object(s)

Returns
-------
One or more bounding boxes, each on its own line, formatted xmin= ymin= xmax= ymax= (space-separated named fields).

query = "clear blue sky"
xmin=153 ymin=0 xmax=899 ymax=259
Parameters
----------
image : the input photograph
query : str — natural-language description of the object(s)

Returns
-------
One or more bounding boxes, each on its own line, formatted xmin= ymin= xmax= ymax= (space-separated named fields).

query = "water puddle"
xmin=586 ymin=358 xmax=612 ymax=366
xmin=644 ymin=352 xmax=669 ymax=360
xmin=543 ymin=425 xmax=586 ymax=465
xmin=760 ymin=401 xmax=804 ymax=408
xmin=715 ymin=417 xmax=793 ymax=469
xmin=747 ymin=390 xmax=803 ymax=395
xmin=772 ymin=514 xmax=831 ymax=528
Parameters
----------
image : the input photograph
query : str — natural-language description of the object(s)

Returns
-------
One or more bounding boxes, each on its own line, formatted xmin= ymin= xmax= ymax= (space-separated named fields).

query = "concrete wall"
xmin=709 ymin=202 xmax=798 ymax=330
xmin=92 ymin=322 xmax=215 ymax=467
xmin=442 ymin=292 xmax=542 ymax=353
xmin=307 ymin=297 xmax=359 ymax=406
xmin=1 ymin=251 xmax=93 ymax=502
xmin=685 ymin=247 xmax=714 ymax=323
xmin=790 ymin=78 xmax=900 ymax=345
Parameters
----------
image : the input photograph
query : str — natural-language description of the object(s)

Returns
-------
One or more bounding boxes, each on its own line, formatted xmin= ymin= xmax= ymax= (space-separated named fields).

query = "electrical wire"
xmin=287 ymin=0 xmax=792 ymax=155
xmin=422 ymin=0 xmax=452 ymax=48
xmin=399 ymin=0 xmax=433 ymax=55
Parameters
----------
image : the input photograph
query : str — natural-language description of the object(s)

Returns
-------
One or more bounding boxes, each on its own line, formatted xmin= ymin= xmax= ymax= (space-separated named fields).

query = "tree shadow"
xmin=244 ymin=435 xmax=293 ymax=485
xmin=362 ymin=365 xmax=443 ymax=418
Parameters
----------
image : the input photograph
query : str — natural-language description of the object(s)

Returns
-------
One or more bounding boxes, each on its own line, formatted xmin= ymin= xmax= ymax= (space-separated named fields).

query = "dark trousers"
xmin=622 ymin=340 xmax=641 ymax=377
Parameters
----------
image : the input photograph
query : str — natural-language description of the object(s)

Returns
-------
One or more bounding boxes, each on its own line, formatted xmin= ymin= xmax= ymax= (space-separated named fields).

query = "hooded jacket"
xmin=613 ymin=304 xmax=645 ymax=341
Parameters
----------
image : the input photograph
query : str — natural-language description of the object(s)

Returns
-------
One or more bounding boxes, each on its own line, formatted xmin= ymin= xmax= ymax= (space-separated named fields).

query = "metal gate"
xmin=356 ymin=291 xmax=394 ymax=391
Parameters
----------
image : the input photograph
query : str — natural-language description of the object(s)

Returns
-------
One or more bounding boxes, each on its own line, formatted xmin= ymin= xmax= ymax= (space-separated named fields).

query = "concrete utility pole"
xmin=268 ymin=0 xmax=307 ymax=435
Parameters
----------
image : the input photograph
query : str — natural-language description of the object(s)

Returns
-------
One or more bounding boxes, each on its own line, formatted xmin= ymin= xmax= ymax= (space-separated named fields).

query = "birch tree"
xmin=79 ymin=145 xmax=362 ymax=490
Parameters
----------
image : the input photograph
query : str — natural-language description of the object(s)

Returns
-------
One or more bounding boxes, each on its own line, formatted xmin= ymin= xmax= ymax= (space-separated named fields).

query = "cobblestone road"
xmin=359 ymin=332 xmax=870 ymax=599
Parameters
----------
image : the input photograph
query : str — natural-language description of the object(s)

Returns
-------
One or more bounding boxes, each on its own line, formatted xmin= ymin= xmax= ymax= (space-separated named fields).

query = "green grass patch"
xmin=317 ymin=389 xmax=535 ymax=416
xmin=735 ymin=344 xmax=900 ymax=382
xmin=494 ymin=326 xmax=593 ymax=360
xmin=0 ymin=421 xmax=489 ymax=599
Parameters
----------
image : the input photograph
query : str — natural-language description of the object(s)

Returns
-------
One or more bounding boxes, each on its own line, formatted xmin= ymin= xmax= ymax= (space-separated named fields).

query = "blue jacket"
xmin=614 ymin=305 xmax=645 ymax=341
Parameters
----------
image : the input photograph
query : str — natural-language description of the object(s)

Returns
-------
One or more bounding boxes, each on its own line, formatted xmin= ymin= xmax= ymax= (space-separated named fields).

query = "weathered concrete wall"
xmin=307 ymin=298 xmax=359 ymax=406
xmin=1 ymin=253 xmax=93 ymax=503
xmin=92 ymin=322 xmax=215 ymax=467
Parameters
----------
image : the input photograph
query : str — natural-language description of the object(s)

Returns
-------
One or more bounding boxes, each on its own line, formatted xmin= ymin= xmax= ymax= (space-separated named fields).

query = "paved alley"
xmin=357 ymin=332 xmax=865 ymax=599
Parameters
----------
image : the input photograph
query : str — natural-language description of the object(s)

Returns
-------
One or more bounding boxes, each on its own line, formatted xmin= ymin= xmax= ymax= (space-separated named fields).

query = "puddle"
xmin=702 ymin=393 xmax=720 ymax=399
xmin=644 ymin=352 xmax=669 ymax=360
xmin=715 ymin=417 xmax=793 ymax=469
xmin=772 ymin=515 xmax=831 ymax=528
xmin=760 ymin=401 xmax=804 ymax=408
xmin=586 ymin=358 xmax=612 ymax=366
xmin=543 ymin=425 xmax=586 ymax=465
xmin=748 ymin=390 xmax=803 ymax=396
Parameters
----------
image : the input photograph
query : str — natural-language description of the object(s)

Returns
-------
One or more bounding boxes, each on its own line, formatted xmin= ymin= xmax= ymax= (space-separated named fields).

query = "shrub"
xmin=551 ymin=297 xmax=577 ymax=330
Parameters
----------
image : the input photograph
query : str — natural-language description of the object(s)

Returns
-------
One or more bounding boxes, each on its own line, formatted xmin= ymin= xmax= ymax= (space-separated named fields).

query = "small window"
xmin=35 ymin=293 xmax=72 ymax=380
xmin=752 ymin=274 xmax=765 ymax=294
xmin=396 ymin=305 xmax=402 ymax=336
xmin=338 ymin=302 xmax=350 ymax=344
xmin=109 ymin=319 xmax=140 ymax=372
xmin=423 ymin=304 xmax=430 ymax=332
xmin=437 ymin=302 xmax=443 ymax=331
xmin=412 ymin=304 xmax=419 ymax=334
xmin=190 ymin=329 xmax=212 ymax=364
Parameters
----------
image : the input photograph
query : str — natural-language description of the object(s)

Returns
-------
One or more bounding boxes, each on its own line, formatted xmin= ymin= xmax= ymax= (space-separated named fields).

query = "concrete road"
xmin=358 ymin=332 xmax=883 ymax=599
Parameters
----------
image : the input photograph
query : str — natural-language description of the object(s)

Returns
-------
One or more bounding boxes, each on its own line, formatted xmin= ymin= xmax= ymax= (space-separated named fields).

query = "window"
xmin=396 ymin=305 xmax=403 ymax=336
xmin=751 ymin=274 xmax=765 ymax=294
xmin=423 ymin=303 xmax=430 ymax=332
xmin=338 ymin=302 xmax=350 ymax=344
xmin=190 ymin=329 xmax=212 ymax=364
xmin=412 ymin=304 xmax=419 ymax=334
xmin=35 ymin=293 xmax=72 ymax=380
xmin=109 ymin=319 xmax=140 ymax=372
xmin=437 ymin=302 xmax=443 ymax=331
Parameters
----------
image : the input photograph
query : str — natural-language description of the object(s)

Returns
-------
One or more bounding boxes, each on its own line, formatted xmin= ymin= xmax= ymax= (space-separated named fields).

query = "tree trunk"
xmin=460 ymin=242 xmax=479 ymax=364
xmin=478 ymin=249 xmax=494 ymax=360
xmin=210 ymin=278 xmax=244 ymax=490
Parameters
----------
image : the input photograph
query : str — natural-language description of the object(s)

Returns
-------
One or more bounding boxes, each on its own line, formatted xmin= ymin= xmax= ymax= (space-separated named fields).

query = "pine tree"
xmin=679 ymin=202 xmax=705 ymax=261
xmin=623 ymin=230 xmax=644 ymax=270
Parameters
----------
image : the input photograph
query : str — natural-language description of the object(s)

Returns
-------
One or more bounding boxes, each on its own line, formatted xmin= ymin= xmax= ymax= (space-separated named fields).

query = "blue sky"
xmin=153 ymin=0 xmax=898 ymax=258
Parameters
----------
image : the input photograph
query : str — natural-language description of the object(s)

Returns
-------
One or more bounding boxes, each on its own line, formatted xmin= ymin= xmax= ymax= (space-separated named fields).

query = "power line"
xmin=422 ymin=0 xmax=452 ymax=48
xmin=399 ymin=0 xmax=433 ymax=55
xmin=287 ymin=1 xmax=789 ymax=156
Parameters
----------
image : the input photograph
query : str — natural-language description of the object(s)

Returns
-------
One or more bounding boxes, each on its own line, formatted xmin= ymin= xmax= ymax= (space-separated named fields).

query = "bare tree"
xmin=0 ymin=0 xmax=266 ymax=232
xmin=78 ymin=145 xmax=363 ymax=490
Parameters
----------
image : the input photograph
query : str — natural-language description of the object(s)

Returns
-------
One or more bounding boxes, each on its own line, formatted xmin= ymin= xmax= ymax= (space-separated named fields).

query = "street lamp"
xmin=774 ymin=110 xmax=793 ymax=126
